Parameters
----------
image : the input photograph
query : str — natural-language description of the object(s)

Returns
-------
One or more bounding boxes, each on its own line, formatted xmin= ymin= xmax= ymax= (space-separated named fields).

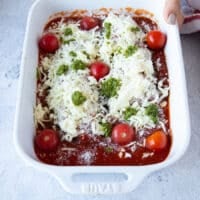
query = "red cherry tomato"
xmin=112 ymin=123 xmax=135 ymax=145
xmin=39 ymin=33 xmax=59 ymax=53
xmin=90 ymin=61 xmax=110 ymax=80
xmin=35 ymin=129 xmax=59 ymax=151
xmin=145 ymin=130 xmax=168 ymax=151
xmin=80 ymin=16 xmax=101 ymax=30
xmin=146 ymin=30 xmax=166 ymax=50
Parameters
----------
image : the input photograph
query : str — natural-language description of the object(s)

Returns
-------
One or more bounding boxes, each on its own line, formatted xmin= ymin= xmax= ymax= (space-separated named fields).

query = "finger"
xmin=164 ymin=0 xmax=184 ymax=28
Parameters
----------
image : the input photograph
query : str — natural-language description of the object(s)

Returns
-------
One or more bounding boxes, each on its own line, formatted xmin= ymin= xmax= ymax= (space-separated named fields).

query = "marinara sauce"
xmin=34 ymin=13 xmax=171 ymax=166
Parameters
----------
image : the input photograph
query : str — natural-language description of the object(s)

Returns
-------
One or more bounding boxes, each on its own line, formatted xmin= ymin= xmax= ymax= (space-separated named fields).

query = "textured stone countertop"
xmin=0 ymin=0 xmax=200 ymax=199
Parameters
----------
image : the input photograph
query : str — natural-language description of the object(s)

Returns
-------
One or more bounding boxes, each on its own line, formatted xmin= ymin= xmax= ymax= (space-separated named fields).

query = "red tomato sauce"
xmin=35 ymin=133 xmax=171 ymax=165
xmin=35 ymin=14 xmax=171 ymax=166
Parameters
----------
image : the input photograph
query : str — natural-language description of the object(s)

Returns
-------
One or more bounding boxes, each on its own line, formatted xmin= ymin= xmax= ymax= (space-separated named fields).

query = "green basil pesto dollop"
xmin=64 ymin=27 xmax=73 ymax=36
xmin=124 ymin=45 xmax=138 ymax=58
xmin=104 ymin=22 xmax=112 ymax=39
xmin=123 ymin=107 xmax=138 ymax=121
xmin=56 ymin=64 xmax=68 ymax=76
xmin=72 ymin=91 xmax=87 ymax=106
xmin=99 ymin=122 xmax=112 ymax=137
xmin=71 ymin=60 xmax=87 ymax=71
xmin=100 ymin=77 xmax=121 ymax=98
xmin=145 ymin=104 xmax=159 ymax=124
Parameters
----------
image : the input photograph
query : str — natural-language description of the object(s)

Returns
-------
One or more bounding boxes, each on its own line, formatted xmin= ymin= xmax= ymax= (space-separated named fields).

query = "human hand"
xmin=164 ymin=0 xmax=184 ymax=28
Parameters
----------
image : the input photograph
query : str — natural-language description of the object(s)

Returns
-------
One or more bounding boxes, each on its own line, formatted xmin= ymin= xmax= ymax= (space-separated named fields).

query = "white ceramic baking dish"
xmin=14 ymin=0 xmax=191 ymax=195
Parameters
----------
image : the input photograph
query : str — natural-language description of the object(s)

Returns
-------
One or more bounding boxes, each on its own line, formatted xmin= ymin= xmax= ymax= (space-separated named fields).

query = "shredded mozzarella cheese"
xmin=35 ymin=12 xmax=169 ymax=141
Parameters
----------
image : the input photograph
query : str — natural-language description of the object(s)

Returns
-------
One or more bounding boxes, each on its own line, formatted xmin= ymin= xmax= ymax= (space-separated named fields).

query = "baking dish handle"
xmin=51 ymin=169 xmax=150 ymax=195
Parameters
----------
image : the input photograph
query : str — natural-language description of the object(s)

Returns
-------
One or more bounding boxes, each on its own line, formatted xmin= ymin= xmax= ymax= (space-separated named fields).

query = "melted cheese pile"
xmin=35 ymin=13 xmax=169 ymax=141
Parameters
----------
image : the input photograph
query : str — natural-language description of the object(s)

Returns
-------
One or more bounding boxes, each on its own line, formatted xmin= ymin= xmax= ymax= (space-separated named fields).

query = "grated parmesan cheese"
xmin=35 ymin=12 xmax=169 ymax=142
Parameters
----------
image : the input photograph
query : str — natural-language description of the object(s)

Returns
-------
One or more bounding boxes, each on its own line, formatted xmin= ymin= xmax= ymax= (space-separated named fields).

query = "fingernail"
xmin=167 ymin=13 xmax=176 ymax=25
